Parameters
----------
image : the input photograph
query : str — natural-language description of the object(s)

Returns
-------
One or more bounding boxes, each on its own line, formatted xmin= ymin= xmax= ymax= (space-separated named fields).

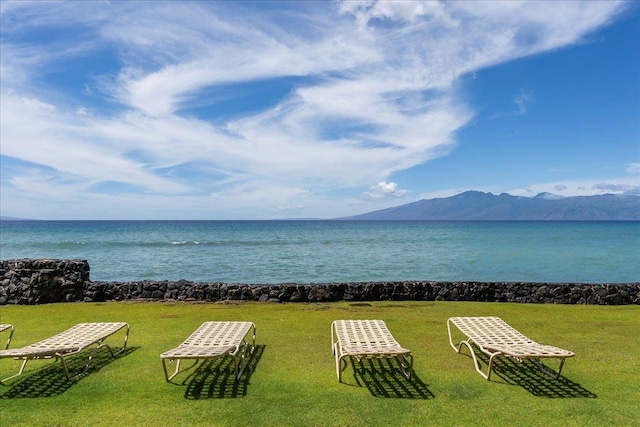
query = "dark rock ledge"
xmin=1 ymin=259 xmax=638 ymax=305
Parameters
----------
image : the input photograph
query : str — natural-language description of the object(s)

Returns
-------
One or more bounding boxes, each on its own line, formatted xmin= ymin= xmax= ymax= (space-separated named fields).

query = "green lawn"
xmin=1 ymin=301 xmax=638 ymax=426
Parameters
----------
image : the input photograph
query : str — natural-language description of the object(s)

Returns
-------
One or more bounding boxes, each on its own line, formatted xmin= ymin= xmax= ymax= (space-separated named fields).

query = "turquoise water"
xmin=1 ymin=220 xmax=638 ymax=283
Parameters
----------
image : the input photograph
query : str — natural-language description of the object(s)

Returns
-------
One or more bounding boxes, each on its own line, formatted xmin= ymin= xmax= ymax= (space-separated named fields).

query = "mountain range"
xmin=338 ymin=191 xmax=640 ymax=221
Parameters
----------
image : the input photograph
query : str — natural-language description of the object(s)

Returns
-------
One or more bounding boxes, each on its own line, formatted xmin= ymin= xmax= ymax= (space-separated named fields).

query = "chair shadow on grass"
xmin=350 ymin=358 xmax=435 ymax=399
xmin=463 ymin=346 xmax=597 ymax=398
xmin=0 ymin=346 xmax=138 ymax=399
xmin=183 ymin=344 xmax=266 ymax=400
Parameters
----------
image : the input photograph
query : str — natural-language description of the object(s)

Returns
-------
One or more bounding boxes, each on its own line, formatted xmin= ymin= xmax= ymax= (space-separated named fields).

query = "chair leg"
xmin=3 ymin=326 xmax=14 ymax=350
xmin=234 ymin=341 xmax=249 ymax=380
xmin=485 ymin=353 xmax=498 ymax=381
xmin=0 ymin=358 xmax=30 ymax=385
xmin=398 ymin=354 xmax=413 ymax=381
xmin=535 ymin=357 xmax=566 ymax=379
xmin=163 ymin=358 xmax=185 ymax=382
xmin=162 ymin=358 xmax=173 ymax=382
xmin=106 ymin=324 xmax=130 ymax=357
xmin=336 ymin=354 xmax=348 ymax=382
xmin=457 ymin=340 xmax=492 ymax=380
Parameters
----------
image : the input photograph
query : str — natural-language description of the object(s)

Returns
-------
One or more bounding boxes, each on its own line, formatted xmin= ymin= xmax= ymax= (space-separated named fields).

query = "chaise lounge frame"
xmin=331 ymin=319 xmax=413 ymax=382
xmin=161 ymin=321 xmax=256 ymax=382
xmin=0 ymin=322 xmax=130 ymax=384
xmin=0 ymin=324 xmax=14 ymax=349
xmin=447 ymin=316 xmax=574 ymax=380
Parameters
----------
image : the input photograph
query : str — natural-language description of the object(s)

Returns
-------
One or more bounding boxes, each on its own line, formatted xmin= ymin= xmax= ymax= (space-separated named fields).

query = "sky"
xmin=1 ymin=0 xmax=639 ymax=220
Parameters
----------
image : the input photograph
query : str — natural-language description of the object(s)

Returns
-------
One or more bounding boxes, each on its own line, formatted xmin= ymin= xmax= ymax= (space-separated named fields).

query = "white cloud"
xmin=513 ymin=92 xmax=531 ymax=114
xmin=360 ymin=181 xmax=408 ymax=201
xmin=508 ymin=179 xmax=640 ymax=197
xmin=627 ymin=163 xmax=640 ymax=174
xmin=337 ymin=0 xmax=450 ymax=26
xmin=491 ymin=90 xmax=532 ymax=118
xmin=593 ymin=183 xmax=640 ymax=194
xmin=0 ymin=93 xmax=191 ymax=194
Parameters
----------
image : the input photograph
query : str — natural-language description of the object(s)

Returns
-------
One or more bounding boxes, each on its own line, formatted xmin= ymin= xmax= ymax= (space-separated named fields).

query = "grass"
xmin=0 ymin=301 xmax=638 ymax=427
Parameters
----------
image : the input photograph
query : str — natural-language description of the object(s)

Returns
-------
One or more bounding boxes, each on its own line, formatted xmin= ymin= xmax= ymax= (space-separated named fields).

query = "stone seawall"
xmin=1 ymin=259 xmax=89 ymax=304
xmin=2 ymin=259 xmax=639 ymax=305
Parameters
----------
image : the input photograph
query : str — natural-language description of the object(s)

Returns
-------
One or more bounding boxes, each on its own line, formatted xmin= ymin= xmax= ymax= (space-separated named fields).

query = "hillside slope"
xmin=339 ymin=191 xmax=640 ymax=220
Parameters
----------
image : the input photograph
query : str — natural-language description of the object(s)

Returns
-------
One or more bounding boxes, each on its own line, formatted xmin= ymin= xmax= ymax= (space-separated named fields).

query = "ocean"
xmin=0 ymin=220 xmax=638 ymax=284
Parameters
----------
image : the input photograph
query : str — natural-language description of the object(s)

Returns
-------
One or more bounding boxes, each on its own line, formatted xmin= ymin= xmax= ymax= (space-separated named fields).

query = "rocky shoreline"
xmin=1 ymin=258 xmax=639 ymax=305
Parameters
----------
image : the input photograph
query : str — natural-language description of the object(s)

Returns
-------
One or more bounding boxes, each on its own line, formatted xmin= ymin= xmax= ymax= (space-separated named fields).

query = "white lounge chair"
xmin=331 ymin=319 xmax=413 ymax=382
xmin=0 ymin=324 xmax=14 ymax=349
xmin=447 ymin=316 xmax=574 ymax=380
xmin=0 ymin=322 xmax=130 ymax=383
xmin=161 ymin=321 xmax=256 ymax=382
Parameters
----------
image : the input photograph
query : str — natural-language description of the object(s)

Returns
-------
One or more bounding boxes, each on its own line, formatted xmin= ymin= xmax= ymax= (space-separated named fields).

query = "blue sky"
xmin=1 ymin=0 xmax=638 ymax=220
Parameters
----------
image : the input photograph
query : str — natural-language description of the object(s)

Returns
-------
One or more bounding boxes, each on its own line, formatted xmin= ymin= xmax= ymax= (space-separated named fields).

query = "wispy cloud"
xmin=509 ymin=179 xmax=640 ymax=197
xmin=513 ymin=91 xmax=531 ymax=115
xmin=0 ymin=0 xmax=632 ymax=218
xmin=627 ymin=163 xmax=640 ymax=174
xmin=490 ymin=90 xmax=532 ymax=119
xmin=417 ymin=170 xmax=640 ymax=201
xmin=593 ymin=183 xmax=640 ymax=195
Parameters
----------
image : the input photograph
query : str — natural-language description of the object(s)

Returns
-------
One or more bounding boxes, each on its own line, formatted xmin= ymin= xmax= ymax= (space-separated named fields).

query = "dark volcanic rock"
xmin=1 ymin=259 xmax=638 ymax=305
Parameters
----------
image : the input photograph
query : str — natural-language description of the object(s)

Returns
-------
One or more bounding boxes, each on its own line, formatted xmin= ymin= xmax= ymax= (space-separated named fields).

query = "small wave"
xmin=103 ymin=241 xmax=216 ymax=248
xmin=171 ymin=241 xmax=205 ymax=246
xmin=36 ymin=241 xmax=88 ymax=246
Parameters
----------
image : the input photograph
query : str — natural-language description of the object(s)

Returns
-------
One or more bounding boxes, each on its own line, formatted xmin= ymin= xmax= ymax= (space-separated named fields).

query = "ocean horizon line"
xmin=3 ymin=217 xmax=640 ymax=223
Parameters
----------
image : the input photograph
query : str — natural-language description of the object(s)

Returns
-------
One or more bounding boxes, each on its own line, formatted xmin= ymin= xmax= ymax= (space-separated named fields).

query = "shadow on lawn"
xmin=351 ymin=358 xmax=435 ymax=399
xmin=183 ymin=344 xmax=266 ymax=400
xmin=470 ymin=350 xmax=597 ymax=398
xmin=0 ymin=346 xmax=138 ymax=399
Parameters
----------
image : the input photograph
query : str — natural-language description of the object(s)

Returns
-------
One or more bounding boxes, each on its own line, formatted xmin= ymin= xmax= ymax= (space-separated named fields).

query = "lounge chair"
xmin=447 ymin=316 xmax=574 ymax=380
xmin=161 ymin=321 xmax=256 ymax=382
xmin=331 ymin=319 xmax=413 ymax=382
xmin=0 ymin=322 xmax=130 ymax=383
xmin=0 ymin=324 xmax=14 ymax=349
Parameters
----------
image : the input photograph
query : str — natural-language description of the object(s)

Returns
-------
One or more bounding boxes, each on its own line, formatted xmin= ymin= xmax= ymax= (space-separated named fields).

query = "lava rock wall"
xmin=2 ymin=259 xmax=638 ymax=305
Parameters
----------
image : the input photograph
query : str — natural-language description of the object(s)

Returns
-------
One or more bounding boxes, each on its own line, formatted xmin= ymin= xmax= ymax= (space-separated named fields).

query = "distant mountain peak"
xmin=338 ymin=191 xmax=640 ymax=221
xmin=457 ymin=190 xmax=487 ymax=197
